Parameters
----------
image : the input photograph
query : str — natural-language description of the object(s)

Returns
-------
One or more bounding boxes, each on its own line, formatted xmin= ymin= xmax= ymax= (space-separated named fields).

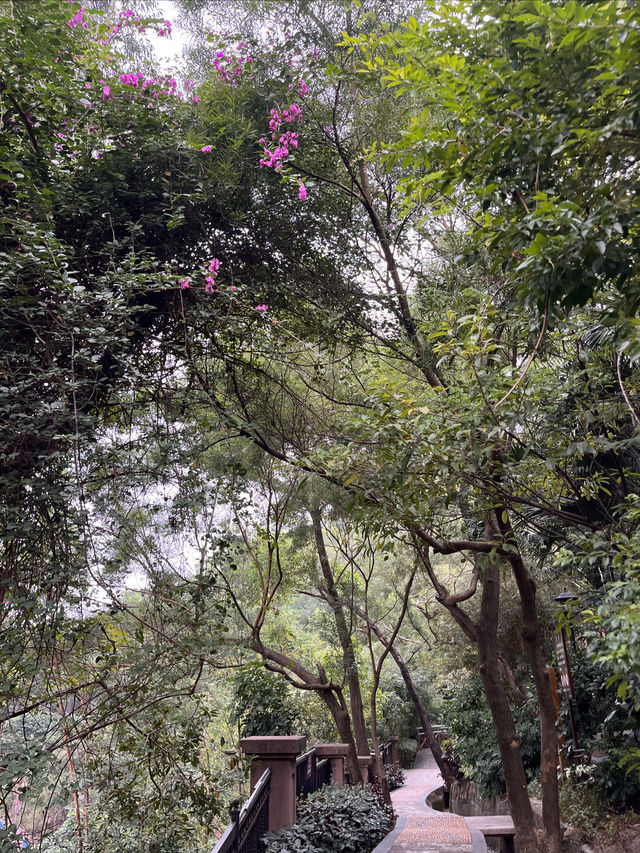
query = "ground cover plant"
xmin=262 ymin=784 xmax=394 ymax=853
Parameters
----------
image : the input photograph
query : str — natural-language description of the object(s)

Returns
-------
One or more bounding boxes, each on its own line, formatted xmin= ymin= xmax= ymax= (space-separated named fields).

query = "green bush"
xmin=560 ymin=653 xmax=640 ymax=810
xmin=262 ymin=784 xmax=394 ymax=853
xmin=444 ymin=674 xmax=540 ymax=798
xmin=558 ymin=770 xmax=612 ymax=840
xmin=396 ymin=738 xmax=417 ymax=768
xmin=385 ymin=762 xmax=405 ymax=790
xmin=230 ymin=661 xmax=298 ymax=737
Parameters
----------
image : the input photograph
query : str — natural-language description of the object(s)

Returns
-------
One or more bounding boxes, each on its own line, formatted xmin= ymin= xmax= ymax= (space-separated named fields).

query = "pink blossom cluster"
xmin=178 ymin=259 xmax=221 ymax=293
xmin=288 ymin=80 xmax=308 ymax=95
xmin=90 ymin=9 xmax=169 ymax=45
xmin=212 ymin=48 xmax=254 ymax=85
xmin=99 ymin=10 xmax=138 ymax=44
xmin=100 ymin=71 xmax=191 ymax=102
xmin=118 ymin=71 xmax=146 ymax=87
xmin=259 ymin=131 xmax=298 ymax=170
xmin=268 ymin=103 xmax=302 ymax=134
xmin=204 ymin=258 xmax=221 ymax=292
xmin=68 ymin=5 xmax=87 ymax=28
xmin=52 ymin=68 xmax=203 ymax=157
xmin=259 ymin=104 xmax=302 ymax=171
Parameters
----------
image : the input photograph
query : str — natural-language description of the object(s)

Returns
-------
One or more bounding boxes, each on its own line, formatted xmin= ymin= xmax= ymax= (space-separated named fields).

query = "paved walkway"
xmin=372 ymin=751 xmax=487 ymax=853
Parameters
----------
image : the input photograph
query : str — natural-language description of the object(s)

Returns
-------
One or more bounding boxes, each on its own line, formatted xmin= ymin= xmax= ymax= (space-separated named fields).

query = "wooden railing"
xmin=417 ymin=725 xmax=448 ymax=749
xmin=295 ymin=748 xmax=332 ymax=803
xmin=212 ymin=768 xmax=271 ymax=853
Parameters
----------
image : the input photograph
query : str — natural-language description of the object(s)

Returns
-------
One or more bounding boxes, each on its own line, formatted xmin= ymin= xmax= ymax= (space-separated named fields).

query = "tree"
xmin=3 ymin=3 xmax=639 ymax=852
xmin=356 ymin=0 xmax=640 ymax=347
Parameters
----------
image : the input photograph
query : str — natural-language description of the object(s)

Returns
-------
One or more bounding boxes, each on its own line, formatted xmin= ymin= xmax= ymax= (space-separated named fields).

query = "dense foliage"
xmin=1 ymin=2 xmax=639 ymax=852
xmin=445 ymin=676 xmax=541 ymax=798
xmin=262 ymin=784 xmax=394 ymax=853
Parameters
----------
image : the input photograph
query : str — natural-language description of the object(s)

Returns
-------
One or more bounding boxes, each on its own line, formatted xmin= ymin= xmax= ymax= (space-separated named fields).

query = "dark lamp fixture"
xmin=555 ymin=591 xmax=579 ymax=606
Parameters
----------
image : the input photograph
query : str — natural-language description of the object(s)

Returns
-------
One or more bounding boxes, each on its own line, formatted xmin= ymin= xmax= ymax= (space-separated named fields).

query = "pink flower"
xmin=85 ymin=82 xmax=92 ymax=89
xmin=205 ymin=276 xmax=215 ymax=292
xmin=68 ymin=6 xmax=84 ymax=27
xmin=94 ymin=152 xmax=101 ymax=159
xmin=253 ymin=304 xmax=268 ymax=312
xmin=208 ymin=258 xmax=220 ymax=273
xmin=298 ymin=182 xmax=307 ymax=201
xmin=201 ymin=145 xmax=212 ymax=153
xmin=102 ymin=85 xmax=112 ymax=100
xmin=179 ymin=277 xmax=191 ymax=289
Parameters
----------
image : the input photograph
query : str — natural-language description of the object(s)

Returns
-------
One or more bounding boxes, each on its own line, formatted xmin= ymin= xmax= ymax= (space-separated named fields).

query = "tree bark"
xmin=498 ymin=513 xmax=562 ymax=853
xmin=310 ymin=506 xmax=370 ymax=757
xmin=369 ymin=695 xmax=392 ymax=804
xmin=476 ymin=551 xmax=539 ymax=853
xmin=318 ymin=685 xmax=364 ymax=784
xmin=360 ymin=610 xmax=452 ymax=786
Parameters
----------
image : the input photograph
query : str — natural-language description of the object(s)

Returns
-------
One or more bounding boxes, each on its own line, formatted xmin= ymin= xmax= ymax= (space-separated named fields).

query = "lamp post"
xmin=554 ymin=591 xmax=579 ymax=751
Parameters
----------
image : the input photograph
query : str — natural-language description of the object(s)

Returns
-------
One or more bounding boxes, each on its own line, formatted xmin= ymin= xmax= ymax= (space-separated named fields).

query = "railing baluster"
xmin=211 ymin=769 xmax=271 ymax=853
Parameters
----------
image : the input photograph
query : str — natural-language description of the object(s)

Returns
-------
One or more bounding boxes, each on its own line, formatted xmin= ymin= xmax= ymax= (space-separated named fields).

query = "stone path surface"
xmin=372 ymin=751 xmax=487 ymax=853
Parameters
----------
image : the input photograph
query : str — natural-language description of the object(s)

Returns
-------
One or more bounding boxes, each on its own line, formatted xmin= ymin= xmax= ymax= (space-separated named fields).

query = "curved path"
xmin=372 ymin=751 xmax=488 ymax=853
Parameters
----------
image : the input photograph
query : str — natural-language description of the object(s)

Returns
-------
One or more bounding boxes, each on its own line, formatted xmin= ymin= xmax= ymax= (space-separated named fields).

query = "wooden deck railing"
xmin=295 ymin=748 xmax=332 ymax=803
xmin=212 ymin=768 xmax=271 ymax=853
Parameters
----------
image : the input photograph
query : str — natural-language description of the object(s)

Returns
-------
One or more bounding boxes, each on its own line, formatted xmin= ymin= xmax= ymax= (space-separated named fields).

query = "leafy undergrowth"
xmin=564 ymin=812 xmax=640 ymax=853
xmin=262 ymin=784 xmax=395 ymax=853
xmin=386 ymin=762 xmax=405 ymax=791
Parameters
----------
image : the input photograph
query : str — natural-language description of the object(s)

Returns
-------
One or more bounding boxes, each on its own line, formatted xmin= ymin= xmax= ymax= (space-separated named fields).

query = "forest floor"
xmin=564 ymin=813 xmax=640 ymax=852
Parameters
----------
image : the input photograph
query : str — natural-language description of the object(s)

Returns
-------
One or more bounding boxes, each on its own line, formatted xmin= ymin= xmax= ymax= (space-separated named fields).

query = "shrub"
xmin=444 ymin=674 xmax=540 ymax=798
xmin=558 ymin=770 xmax=612 ymax=840
xmin=230 ymin=661 xmax=298 ymax=737
xmin=559 ymin=654 xmax=640 ymax=810
xmin=262 ymin=784 xmax=394 ymax=853
xmin=396 ymin=738 xmax=417 ymax=768
xmin=385 ymin=762 xmax=405 ymax=791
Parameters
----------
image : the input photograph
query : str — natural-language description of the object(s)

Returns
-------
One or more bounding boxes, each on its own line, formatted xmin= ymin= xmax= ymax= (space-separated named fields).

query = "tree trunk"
xmin=362 ymin=611 xmax=452 ymax=786
xmin=310 ymin=506 xmax=370 ymax=756
xmin=369 ymin=696 xmax=392 ymax=805
xmin=320 ymin=688 xmax=363 ymax=783
xmin=477 ymin=554 xmax=539 ymax=853
xmin=499 ymin=515 xmax=562 ymax=853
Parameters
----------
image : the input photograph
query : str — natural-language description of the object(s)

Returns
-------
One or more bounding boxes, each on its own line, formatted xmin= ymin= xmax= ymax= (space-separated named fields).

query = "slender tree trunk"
xmin=361 ymin=610 xmax=452 ymax=786
xmin=369 ymin=693 xmax=392 ymax=805
xmin=477 ymin=554 xmax=539 ymax=853
xmin=320 ymin=689 xmax=363 ymax=783
xmin=58 ymin=697 xmax=83 ymax=853
xmin=347 ymin=673 xmax=369 ymax=758
xmin=310 ymin=506 xmax=369 ymax=756
xmin=499 ymin=514 xmax=562 ymax=853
